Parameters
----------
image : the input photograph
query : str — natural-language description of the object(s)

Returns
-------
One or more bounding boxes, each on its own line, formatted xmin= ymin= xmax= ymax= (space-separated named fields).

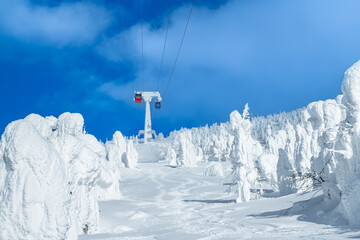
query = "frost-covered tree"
xmin=0 ymin=116 xmax=75 ymax=240
xmin=0 ymin=112 xmax=139 ymax=239
xmin=323 ymin=60 xmax=360 ymax=227
xmin=160 ymin=60 xmax=360 ymax=226
xmin=230 ymin=104 xmax=262 ymax=202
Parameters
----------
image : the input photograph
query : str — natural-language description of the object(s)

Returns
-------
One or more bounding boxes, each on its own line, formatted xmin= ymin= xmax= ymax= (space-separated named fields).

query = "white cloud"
xmin=0 ymin=0 xmax=112 ymax=46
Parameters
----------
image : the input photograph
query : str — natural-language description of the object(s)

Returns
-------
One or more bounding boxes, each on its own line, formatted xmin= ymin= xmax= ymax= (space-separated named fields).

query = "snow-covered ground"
xmin=80 ymin=160 xmax=360 ymax=240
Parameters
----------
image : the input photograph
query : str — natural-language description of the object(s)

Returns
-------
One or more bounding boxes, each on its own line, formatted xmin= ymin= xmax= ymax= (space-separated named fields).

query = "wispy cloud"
xmin=0 ymin=0 xmax=112 ymax=46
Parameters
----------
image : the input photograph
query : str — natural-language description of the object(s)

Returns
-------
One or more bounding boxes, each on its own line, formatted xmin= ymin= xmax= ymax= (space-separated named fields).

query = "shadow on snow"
xmin=248 ymin=193 xmax=360 ymax=237
xmin=183 ymin=199 xmax=236 ymax=204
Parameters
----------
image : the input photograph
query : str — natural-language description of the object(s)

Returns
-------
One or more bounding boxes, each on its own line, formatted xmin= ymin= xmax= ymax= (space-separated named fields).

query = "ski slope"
xmin=80 ymin=159 xmax=360 ymax=240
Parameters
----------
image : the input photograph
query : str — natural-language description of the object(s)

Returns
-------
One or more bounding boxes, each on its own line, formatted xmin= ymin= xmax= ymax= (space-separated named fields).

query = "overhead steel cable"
xmin=140 ymin=0 xmax=144 ymax=90
xmin=117 ymin=0 xmax=135 ymax=92
xmin=163 ymin=0 xmax=195 ymax=98
xmin=156 ymin=0 xmax=173 ymax=91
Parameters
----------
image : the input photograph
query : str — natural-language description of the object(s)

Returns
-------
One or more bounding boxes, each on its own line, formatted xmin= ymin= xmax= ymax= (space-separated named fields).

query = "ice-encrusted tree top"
xmin=341 ymin=60 xmax=360 ymax=125
xmin=57 ymin=112 xmax=84 ymax=136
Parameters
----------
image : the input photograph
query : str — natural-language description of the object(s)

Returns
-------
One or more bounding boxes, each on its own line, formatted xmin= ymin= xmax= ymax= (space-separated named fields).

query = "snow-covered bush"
xmin=105 ymin=131 xmax=138 ymax=169
xmin=166 ymin=147 xmax=179 ymax=167
xmin=165 ymin=130 xmax=204 ymax=167
xmin=165 ymin=124 xmax=234 ymax=167
xmin=0 ymin=112 xmax=137 ymax=239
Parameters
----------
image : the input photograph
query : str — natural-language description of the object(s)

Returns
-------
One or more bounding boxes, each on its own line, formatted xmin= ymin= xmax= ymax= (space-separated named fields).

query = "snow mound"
xmin=204 ymin=162 xmax=224 ymax=177
xmin=0 ymin=113 xmax=137 ymax=239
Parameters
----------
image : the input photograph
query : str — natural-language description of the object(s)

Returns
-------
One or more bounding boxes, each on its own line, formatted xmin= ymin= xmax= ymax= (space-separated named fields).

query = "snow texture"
xmin=0 ymin=113 xmax=138 ymax=239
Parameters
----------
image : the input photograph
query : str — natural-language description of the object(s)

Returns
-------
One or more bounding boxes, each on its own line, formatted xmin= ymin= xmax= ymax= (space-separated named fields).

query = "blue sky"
xmin=1 ymin=0 xmax=360 ymax=140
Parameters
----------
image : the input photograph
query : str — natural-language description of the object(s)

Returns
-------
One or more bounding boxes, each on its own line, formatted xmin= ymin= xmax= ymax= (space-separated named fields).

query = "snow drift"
xmin=0 ymin=113 xmax=138 ymax=239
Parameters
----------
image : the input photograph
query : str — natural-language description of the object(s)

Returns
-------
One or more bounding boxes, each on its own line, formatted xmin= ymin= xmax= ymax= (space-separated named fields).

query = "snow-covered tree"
xmin=230 ymin=104 xmax=262 ymax=202
xmin=0 ymin=112 xmax=139 ymax=239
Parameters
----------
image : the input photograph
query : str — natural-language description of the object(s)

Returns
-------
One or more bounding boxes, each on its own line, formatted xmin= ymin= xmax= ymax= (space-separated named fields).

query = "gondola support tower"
xmin=134 ymin=91 xmax=162 ymax=143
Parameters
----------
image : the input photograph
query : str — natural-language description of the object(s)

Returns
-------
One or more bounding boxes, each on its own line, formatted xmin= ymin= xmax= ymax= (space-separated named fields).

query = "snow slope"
xmin=80 ymin=161 xmax=360 ymax=239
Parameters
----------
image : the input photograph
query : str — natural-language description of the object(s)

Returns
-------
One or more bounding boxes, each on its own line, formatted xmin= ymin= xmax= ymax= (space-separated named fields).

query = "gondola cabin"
xmin=134 ymin=92 xmax=143 ymax=103
xmin=155 ymin=101 xmax=161 ymax=109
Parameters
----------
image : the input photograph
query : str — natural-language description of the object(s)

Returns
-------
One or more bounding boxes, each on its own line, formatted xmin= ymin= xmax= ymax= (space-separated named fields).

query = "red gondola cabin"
xmin=134 ymin=92 xmax=142 ymax=103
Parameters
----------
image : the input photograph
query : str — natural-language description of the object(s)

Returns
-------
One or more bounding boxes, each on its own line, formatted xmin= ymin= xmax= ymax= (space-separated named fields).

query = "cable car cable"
xmin=156 ymin=0 xmax=173 ymax=91
xmin=163 ymin=0 xmax=195 ymax=98
xmin=117 ymin=0 xmax=135 ymax=92
xmin=140 ymin=0 xmax=144 ymax=90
